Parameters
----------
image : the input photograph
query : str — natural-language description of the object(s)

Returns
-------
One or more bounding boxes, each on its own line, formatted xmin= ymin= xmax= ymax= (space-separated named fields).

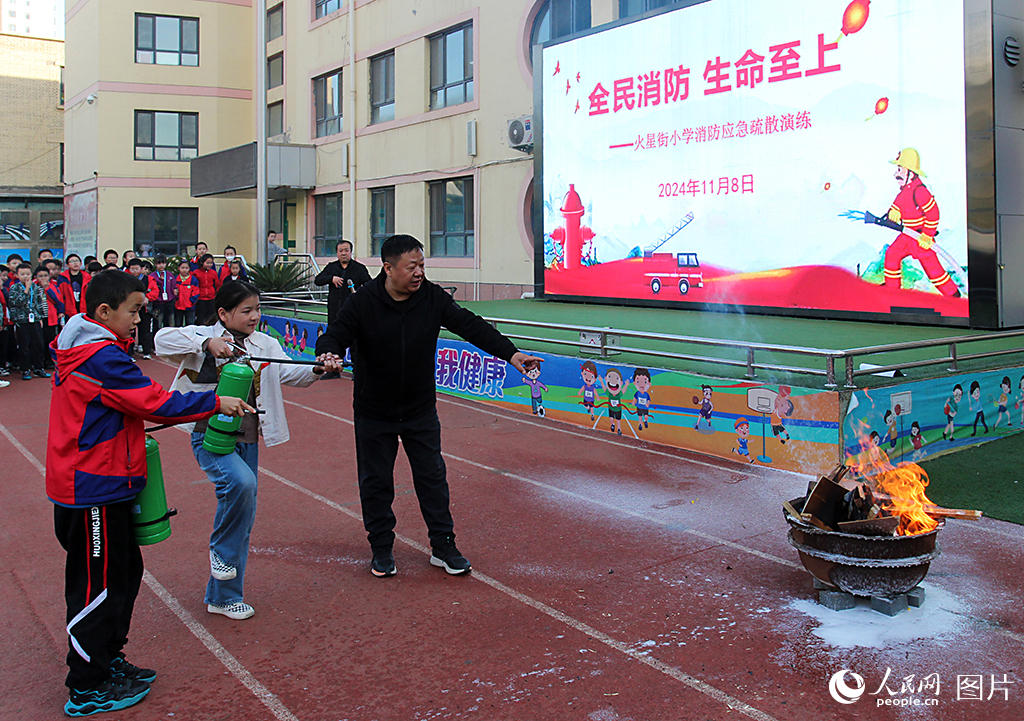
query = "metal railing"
xmin=256 ymin=292 xmax=1024 ymax=389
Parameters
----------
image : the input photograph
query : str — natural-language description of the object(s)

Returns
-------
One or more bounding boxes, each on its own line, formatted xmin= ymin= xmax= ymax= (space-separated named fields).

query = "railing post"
xmin=600 ymin=331 xmax=608 ymax=359
xmin=844 ymin=356 xmax=857 ymax=389
xmin=948 ymin=343 xmax=958 ymax=372
xmin=825 ymin=357 xmax=837 ymax=389
xmin=745 ymin=347 xmax=755 ymax=379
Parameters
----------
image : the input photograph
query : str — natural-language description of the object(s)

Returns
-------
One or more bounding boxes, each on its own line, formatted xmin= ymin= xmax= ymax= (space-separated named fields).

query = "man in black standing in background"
xmin=315 ymin=234 xmax=541 ymax=579
xmin=314 ymin=240 xmax=371 ymax=378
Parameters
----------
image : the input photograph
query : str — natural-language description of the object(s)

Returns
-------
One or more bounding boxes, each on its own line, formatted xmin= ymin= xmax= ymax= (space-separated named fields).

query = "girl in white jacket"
xmin=155 ymin=281 xmax=340 ymax=620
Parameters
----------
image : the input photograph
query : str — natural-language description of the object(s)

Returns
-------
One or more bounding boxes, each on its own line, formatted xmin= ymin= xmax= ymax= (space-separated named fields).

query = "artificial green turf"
xmin=919 ymin=431 xmax=1024 ymax=525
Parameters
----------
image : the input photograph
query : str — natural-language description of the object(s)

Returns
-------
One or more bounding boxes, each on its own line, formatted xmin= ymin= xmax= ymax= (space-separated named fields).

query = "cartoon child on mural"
xmin=943 ymin=383 xmax=962 ymax=441
xmin=580 ymin=361 xmax=599 ymax=420
xmin=994 ymin=376 xmax=1012 ymax=428
xmin=909 ymin=420 xmax=924 ymax=461
xmin=732 ymin=418 xmax=754 ymax=463
xmin=632 ymin=368 xmax=653 ymax=430
xmin=883 ymin=409 xmax=898 ymax=449
xmin=771 ymin=385 xmax=793 ymax=444
xmin=523 ymin=364 xmax=549 ymax=417
xmin=882 ymin=149 xmax=960 ymax=296
xmin=1016 ymin=375 xmax=1024 ymax=426
xmin=694 ymin=385 xmax=714 ymax=431
xmin=602 ymin=367 xmax=629 ymax=435
xmin=969 ymin=380 xmax=988 ymax=436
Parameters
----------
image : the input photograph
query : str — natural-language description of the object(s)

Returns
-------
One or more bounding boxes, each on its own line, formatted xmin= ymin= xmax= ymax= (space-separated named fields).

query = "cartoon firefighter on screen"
xmin=878 ymin=149 xmax=960 ymax=296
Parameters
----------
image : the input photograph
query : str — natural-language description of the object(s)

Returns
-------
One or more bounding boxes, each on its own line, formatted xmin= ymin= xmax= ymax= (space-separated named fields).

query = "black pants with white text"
xmin=54 ymin=501 xmax=144 ymax=689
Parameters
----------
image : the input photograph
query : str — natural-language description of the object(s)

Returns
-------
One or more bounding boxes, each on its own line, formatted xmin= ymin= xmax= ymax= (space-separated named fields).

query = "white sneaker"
xmin=207 ymin=602 xmax=254 ymax=620
xmin=0 ymin=380 xmax=9 ymax=388
xmin=210 ymin=550 xmax=237 ymax=581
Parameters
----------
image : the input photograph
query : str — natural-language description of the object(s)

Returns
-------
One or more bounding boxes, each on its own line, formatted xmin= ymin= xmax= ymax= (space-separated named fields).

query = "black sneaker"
xmin=64 ymin=676 xmax=150 ymax=717
xmin=110 ymin=656 xmax=156 ymax=684
xmin=370 ymin=547 xmax=397 ymax=577
xmin=33 ymin=369 xmax=52 ymax=378
xmin=430 ymin=535 xmax=471 ymax=575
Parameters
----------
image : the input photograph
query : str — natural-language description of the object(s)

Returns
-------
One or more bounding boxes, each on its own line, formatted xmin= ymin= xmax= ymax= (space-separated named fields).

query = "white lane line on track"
xmin=283 ymin=400 xmax=801 ymax=569
xmin=142 ymin=572 xmax=300 ymax=721
xmin=256 ymin=467 xmax=780 ymax=721
xmin=0 ymin=421 xmax=301 ymax=721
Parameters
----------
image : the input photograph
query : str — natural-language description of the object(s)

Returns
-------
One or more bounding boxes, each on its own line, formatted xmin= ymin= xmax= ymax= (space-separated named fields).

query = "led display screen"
xmin=540 ymin=0 xmax=969 ymax=319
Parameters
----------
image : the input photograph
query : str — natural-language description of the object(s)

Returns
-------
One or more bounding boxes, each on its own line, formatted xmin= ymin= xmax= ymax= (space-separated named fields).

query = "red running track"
xmin=1 ymin=360 xmax=1022 ymax=721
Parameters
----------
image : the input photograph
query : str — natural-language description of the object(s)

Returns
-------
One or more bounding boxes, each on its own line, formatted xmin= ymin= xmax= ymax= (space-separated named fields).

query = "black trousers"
xmin=54 ymin=501 xmax=144 ymax=689
xmin=151 ymin=301 xmax=174 ymax=329
xmin=353 ymin=412 xmax=454 ymax=549
xmin=43 ymin=323 xmax=58 ymax=368
xmin=194 ymin=299 xmax=214 ymax=325
xmin=137 ymin=308 xmax=155 ymax=355
xmin=174 ymin=308 xmax=195 ymax=327
xmin=15 ymin=321 xmax=45 ymax=372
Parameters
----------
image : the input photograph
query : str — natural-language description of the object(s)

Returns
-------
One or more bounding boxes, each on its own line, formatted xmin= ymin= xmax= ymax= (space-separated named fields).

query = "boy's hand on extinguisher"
xmin=217 ymin=396 xmax=256 ymax=417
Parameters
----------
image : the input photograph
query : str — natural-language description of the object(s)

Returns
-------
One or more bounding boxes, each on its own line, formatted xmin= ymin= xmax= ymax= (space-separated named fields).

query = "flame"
xmin=845 ymin=421 xmax=939 ymax=536
xmin=841 ymin=0 xmax=870 ymax=36
xmin=875 ymin=97 xmax=889 ymax=115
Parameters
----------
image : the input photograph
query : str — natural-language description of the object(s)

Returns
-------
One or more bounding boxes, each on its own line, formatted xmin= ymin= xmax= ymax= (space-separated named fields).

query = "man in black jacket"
xmin=316 ymin=234 xmax=540 ymax=578
xmin=314 ymin=240 xmax=371 ymax=378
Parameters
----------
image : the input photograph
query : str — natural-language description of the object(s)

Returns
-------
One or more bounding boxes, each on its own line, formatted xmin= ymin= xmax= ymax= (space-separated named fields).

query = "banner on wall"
xmin=844 ymin=369 xmax=1024 ymax=466
xmin=64 ymin=190 xmax=98 ymax=260
xmin=264 ymin=314 xmax=841 ymax=475
xmin=541 ymin=0 xmax=969 ymax=320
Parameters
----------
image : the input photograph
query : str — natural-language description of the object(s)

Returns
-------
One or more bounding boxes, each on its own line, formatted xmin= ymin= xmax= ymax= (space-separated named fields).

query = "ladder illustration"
xmin=643 ymin=212 xmax=695 ymax=256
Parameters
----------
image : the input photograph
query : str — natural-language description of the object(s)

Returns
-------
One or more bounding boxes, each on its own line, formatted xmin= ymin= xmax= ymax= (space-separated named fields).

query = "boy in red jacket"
xmin=47 ymin=269 xmax=252 ymax=716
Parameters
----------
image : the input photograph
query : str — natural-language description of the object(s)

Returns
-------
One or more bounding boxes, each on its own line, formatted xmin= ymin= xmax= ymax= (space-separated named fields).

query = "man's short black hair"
xmin=103 ymin=249 xmax=118 ymax=260
xmin=85 ymin=269 xmax=147 ymax=317
xmin=87 ymin=261 xmax=103 ymax=273
xmin=155 ymin=254 xmax=167 ymax=264
xmin=127 ymin=258 xmax=143 ymax=268
xmin=34 ymin=265 xmax=50 ymax=276
xmin=6 ymin=253 xmax=22 ymax=264
xmin=38 ymin=248 xmax=53 ymax=258
xmin=337 ymin=240 xmax=353 ymax=251
xmin=380 ymin=234 xmax=423 ymax=264
xmin=83 ymin=255 xmax=96 ymax=265
xmin=224 ymin=245 xmax=236 ymax=253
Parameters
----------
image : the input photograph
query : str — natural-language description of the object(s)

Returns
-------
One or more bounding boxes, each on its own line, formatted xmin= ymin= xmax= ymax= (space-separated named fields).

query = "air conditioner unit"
xmin=507 ymin=115 xmax=534 ymax=152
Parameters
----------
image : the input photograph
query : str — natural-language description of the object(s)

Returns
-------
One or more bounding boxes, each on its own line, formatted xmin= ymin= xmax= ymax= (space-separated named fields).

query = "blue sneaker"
xmin=64 ymin=676 xmax=150 ymax=717
xmin=110 ymin=656 xmax=156 ymax=684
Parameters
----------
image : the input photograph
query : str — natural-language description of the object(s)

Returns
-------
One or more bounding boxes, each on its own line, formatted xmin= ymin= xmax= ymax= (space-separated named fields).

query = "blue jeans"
xmin=190 ymin=432 xmax=259 ymax=606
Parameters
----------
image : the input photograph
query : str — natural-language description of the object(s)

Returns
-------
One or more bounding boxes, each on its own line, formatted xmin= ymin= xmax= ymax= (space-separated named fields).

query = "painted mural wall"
xmin=264 ymin=314 xmax=841 ymax=475
xmin=843 ymin=368 xmax=1024 ymax=466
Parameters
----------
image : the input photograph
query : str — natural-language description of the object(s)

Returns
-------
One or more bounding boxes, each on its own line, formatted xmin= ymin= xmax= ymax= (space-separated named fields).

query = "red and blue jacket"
xmin=46 ymin=314 xmax=220 ymax=508
xmin=174 ymin=273 xmax=199 ymax=310
xmin=56 ymin=269 xmax=90 ymax=318
xmin=192 ymin=267 xmax=220 ymax=301
xmin=45 ymin=279 xmax=62 ymax=326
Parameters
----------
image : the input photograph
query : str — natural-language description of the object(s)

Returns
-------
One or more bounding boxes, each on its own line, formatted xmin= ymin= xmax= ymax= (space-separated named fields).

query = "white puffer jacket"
xmin=154 ymin=322 xmax=319 ymax=447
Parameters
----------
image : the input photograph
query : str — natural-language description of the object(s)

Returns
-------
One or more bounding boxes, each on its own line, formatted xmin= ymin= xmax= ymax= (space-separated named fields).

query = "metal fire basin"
xmin=784 ymin=497 xmax=942 ymax=597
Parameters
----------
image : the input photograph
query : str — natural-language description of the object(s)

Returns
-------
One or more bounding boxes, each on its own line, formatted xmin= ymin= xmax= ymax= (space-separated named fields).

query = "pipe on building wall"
xmin=256 ymin=0 xmax=268 ymax=264
xmin=347 ymin=2 xmax=356 ymax=254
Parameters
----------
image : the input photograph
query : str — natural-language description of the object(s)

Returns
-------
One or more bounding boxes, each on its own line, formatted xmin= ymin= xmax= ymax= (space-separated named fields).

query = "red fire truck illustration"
xmin=642 ymin=212 xmax=702 ymax=295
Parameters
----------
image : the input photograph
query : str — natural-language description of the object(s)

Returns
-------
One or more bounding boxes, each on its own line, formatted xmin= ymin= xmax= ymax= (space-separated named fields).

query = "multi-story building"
xmin=65 ymin=0 xmax=667 ymax=299
xmin=0 ymin=31 xmax=63 ymax=262
xmin=1 ymin=0 xmax=62 ymax=40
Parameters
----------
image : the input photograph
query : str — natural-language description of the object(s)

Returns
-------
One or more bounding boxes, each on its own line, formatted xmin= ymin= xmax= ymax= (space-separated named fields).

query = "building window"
xmin=136 ymin=14 xmax=199 ymax=66
xmin=370 ymin=51 xmax=395 ymax=124
xmin=314 ymin=193 xmax=343 ymax=256
xmin=59 ymin=65 xmax=64 ymax=106
xmin=429 ymin=23 xmax=473 ymax=110
xmin=134 ymin=111 xmax=198 ymax=161
xmin=59 ymin=142 xmax=64 ymax=183
xmin=315 ymin=0 xmax=343 ymax=20
xmin=133 ymin=207 xmax=199 ymax=257
xmin=267 ymin=53 xmax=284 ymax=89
xmin=531 ymin=0 xmax=590 ymax=50
xmin=267 ymin=3 xmax=283 ymax=42
xmin=313 ymin=69 xmax=343 ymax=137
xmin=370 ymin=186 xmax=395 ymax=257
xmin=267 ymin=101 xmax=284 ymax=137
xmin=429 ymin=177 xmax=473 ymax=257
xmin=619 ymin=0 xmax=677 ymax=17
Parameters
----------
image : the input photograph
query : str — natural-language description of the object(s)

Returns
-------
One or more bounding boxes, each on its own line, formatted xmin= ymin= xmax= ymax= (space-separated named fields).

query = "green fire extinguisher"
xmin=132 ymin=436 xmax=177 ymax=545
xmin=202 ymin=361 xmax=255 ymax=454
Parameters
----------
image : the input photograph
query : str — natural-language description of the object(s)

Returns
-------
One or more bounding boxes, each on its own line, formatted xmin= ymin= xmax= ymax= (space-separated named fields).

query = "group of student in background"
xmin=0 ymin=242 xmax=248 ymax=386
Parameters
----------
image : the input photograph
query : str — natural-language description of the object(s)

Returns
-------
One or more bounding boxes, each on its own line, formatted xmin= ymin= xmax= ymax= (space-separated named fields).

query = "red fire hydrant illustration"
xmin=551 ymin=184 xmax=594 ymax=270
